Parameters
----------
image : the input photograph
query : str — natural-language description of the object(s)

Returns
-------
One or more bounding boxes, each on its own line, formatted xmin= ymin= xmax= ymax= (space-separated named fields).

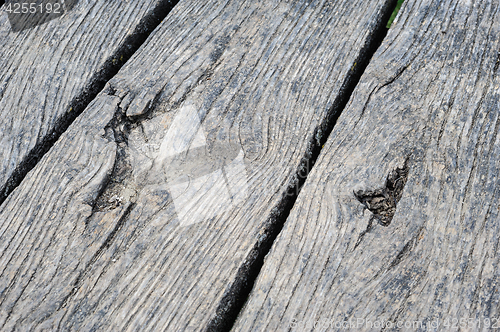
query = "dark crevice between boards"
xmin=205 ymin=0 xmax=400 ymax=331
xmin=0 ymin=0 xmax=179 ymax=207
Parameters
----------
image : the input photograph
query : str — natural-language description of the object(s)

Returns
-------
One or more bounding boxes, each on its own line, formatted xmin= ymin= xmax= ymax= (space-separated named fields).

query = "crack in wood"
xmin=494 ymin=51 xmax=500 ymax=72
xmin=93 ymin=94 xmax=137 ymax=213
xmin=57 ymin=203 xmax=136 ymax=314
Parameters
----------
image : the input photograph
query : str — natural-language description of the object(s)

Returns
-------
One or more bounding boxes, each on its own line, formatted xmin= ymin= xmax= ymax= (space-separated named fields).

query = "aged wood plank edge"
xmin=0 ymin=0 xmax=179 ymax=206
xmin=205 ymin=0 xmax=400 ymax=331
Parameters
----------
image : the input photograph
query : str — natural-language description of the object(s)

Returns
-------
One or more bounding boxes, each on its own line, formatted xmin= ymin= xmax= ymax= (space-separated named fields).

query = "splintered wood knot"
xmin=354 ymin=161 xmax=409 ymax=226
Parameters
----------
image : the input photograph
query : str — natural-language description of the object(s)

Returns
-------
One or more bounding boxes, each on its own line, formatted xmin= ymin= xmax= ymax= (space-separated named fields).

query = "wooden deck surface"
xmin=1 ymin=0 xmax=499 ymax=331
xmin=0 ymin=0 xmax=176 ymax=204
xmin=234 ymin=0 xmax=500 ymax=330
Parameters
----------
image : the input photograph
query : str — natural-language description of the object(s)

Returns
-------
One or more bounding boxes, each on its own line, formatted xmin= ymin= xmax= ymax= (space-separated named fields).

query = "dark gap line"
xmin=205 ymin=0 xmax=400 ymax=331
xmin=0 ymin=0 xmax=179 ymax=206
xmin=57 ymin=202 xmax=136 ymax=312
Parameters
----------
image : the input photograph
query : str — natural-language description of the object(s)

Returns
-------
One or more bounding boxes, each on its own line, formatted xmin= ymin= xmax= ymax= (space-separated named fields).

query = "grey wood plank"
xmin=0 ymin=0 xmax=176 ymax=204
xmin=0 ymin=0 xmax=395 ymax=330
xmin=233 ymin=0 xmax=500 ymax=330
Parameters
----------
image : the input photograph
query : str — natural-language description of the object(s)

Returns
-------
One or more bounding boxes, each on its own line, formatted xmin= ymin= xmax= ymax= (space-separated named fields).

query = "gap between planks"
xmin=207 ymin=0 xmax=400 ymax=330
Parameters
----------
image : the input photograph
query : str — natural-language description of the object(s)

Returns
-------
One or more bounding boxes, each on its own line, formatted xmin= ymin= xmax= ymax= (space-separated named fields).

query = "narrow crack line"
xmin=387 ymin=235 xmax=416 ymax=270
xmin=205 ymin=0 xmax=400 ymax=331
xmin=0 ymin=0 xmax=180 ymax=207
xmin=57 ymin=202 xmax=136 ymax=313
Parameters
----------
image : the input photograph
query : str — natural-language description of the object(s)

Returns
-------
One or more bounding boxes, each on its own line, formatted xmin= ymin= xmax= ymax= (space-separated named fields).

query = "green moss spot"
xmin=387 ymin=0 xmax=404 ymax=28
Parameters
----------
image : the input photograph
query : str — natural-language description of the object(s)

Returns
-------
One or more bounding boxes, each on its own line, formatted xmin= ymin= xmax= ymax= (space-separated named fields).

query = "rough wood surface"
xmin=0 ymin=0 xmax=173 ymax=203
xmin=234 ymin=0 xmax=500 ymax=330
xmin=0 ymin=0 xmax=394 ymax=330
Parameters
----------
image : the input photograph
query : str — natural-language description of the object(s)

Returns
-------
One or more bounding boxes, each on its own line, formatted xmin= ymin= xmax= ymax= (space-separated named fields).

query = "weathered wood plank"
xmin=234 ymin=0 xmax=500 ymax=330
xmin=0 ymin=0 xmax=395 ymax=330
xmin=0 ymin=0 xmax=176 ymax=204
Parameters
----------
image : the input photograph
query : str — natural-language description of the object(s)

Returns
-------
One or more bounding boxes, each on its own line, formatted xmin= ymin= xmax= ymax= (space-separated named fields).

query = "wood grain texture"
xmin=0 ymin=0 xmax=393 ymax=330
xmin=234 ymin=0 xmax=500 ymax=330
xmin=0 ymin=0 xmax=172 ymax=202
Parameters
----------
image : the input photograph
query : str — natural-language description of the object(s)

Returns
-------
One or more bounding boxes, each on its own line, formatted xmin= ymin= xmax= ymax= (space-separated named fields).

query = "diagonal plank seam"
xmin=204 ymin=0 xmax=402 ymax=331
xmin=0 ymin=0 xmax=180 ymax=207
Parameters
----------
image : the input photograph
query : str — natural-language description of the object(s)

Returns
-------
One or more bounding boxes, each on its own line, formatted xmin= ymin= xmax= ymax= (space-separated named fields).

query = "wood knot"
xmin=354 ymin=161 xmax=409 ymax=226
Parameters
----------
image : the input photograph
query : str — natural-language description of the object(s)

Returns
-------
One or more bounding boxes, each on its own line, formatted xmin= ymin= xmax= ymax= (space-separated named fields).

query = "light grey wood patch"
xmin=0 ymin=0 xmax=392 ymax=330
xmin=0 ymin=0 xmax=174 ymax=203
xmin=233 ymin=0 xmax=500 ymax=330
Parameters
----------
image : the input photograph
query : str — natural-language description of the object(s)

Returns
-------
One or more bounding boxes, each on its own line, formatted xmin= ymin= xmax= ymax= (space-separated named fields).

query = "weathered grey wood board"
xmin=234 ymin=0 xmax=500 ymax=330
xmin=0 ymin=0 xmax=173 ymax=203
xmin=0 ymin=0 xmax=394 ymax=330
